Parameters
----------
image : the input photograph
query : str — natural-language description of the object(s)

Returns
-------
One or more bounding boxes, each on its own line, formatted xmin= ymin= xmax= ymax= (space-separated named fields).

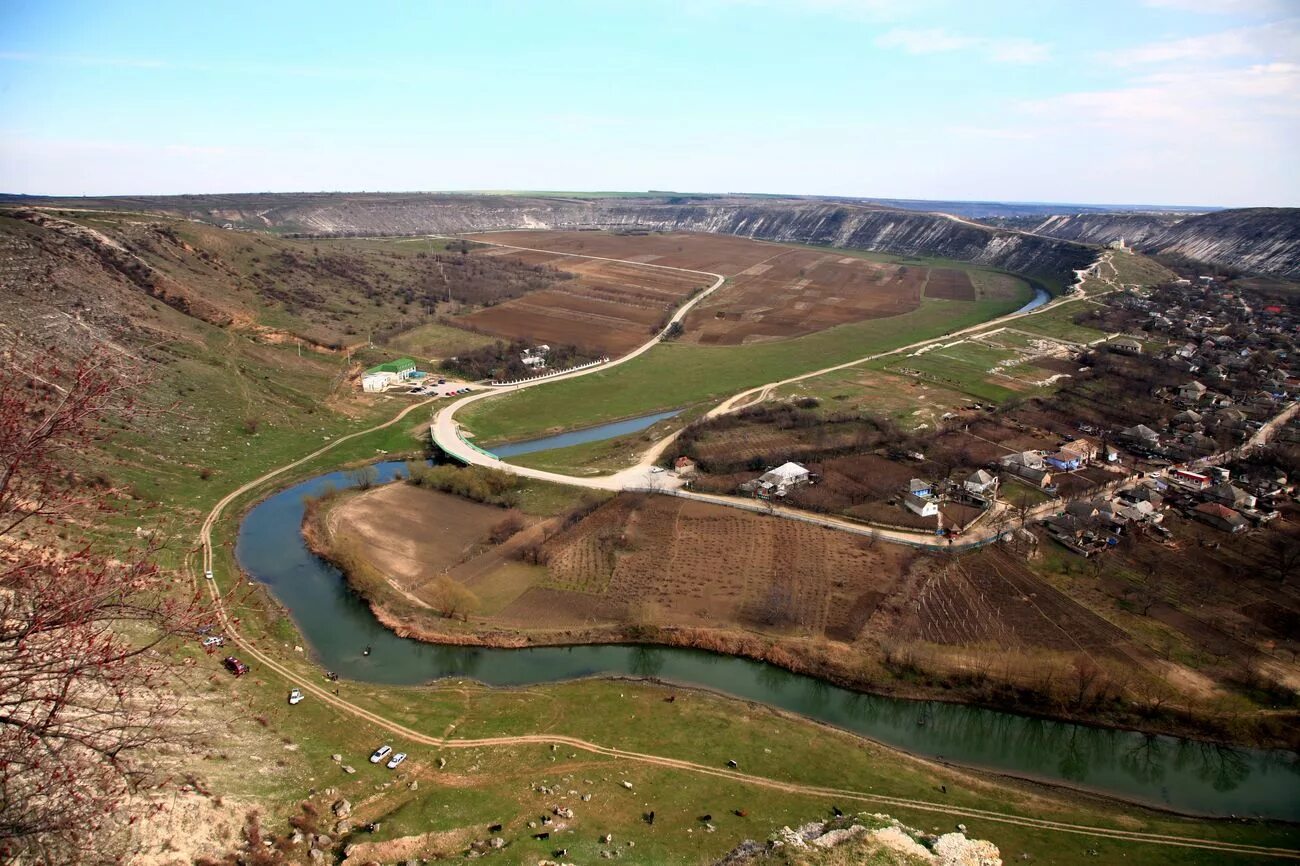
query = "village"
xmin=696 ymin=270 xmax=1300 ymax=558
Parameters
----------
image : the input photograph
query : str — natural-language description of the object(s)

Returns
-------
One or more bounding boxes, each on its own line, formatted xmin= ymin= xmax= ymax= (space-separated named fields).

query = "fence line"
xmin=491 ymin=357 xmax=611 ymax=387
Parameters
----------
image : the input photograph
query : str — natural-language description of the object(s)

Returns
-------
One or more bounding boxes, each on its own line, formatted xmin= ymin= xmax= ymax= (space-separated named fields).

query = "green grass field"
xmin=1008 ymin=301 xmax=1113 ymax=345
xmin=463 ymin=294 xmax=1029 ymax=444
xmin=879 ymin=342 xmax=1023 ymax=404
xmin=385 ymin=319 xmax=498 ymax=361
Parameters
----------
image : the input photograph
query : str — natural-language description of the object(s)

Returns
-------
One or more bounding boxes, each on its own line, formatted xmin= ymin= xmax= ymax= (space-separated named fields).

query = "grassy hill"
xmin=0 ymin=209 xmax=551 ymax=535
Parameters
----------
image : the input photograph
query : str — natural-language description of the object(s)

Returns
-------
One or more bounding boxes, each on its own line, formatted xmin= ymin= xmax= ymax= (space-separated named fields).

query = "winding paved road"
xmin=193 ymin=400 xmax=1300 ymax=861
xmin=430 ymin=236 xmax=1099 ymax=546
xmin=187 ymin=238 xmax=1300 ymax=858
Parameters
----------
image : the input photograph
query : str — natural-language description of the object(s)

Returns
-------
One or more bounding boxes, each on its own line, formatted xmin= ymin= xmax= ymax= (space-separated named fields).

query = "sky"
xmin=0 ymin=0 xmax=1297 ymax=207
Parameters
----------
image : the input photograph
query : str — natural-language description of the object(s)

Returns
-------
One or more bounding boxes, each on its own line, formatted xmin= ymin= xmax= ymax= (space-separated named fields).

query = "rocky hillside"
xmin=1007 ymin=207 xmax=1300 ymax=279
xmin=715 ymin=812 xmax=1001 ymax=866
xmin=0 ymin=193 xmax=1098 ymax=292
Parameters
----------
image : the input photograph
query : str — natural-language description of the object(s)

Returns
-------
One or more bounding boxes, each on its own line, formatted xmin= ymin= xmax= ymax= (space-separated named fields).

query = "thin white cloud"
xmin=875 ymin=27 xmax=1050 ymax=63
xmin=1103 ymin=18 xmax=1300 ymax=65
xmin=714 ymin=0 xmax=931 ymax=21
xmin=0 ymin=51 xmax=169 ymax=69
xmin=1022 ymin=62 xmax=1300 ymax=146
xmin=1143 ymin=0 xmax=1292 ymax=15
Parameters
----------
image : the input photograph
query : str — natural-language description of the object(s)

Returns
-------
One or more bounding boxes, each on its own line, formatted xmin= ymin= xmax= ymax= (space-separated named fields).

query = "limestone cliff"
xmin=1011 ymin=207 xmax=1300 ymax=278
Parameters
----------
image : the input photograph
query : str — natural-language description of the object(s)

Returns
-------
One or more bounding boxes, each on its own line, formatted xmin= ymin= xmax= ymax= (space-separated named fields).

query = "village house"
xmin=1206 ymin=482 xmax=1257 ymax=510
xmin=1000 ymin=451 xmax=1054 ymax=488
xmin=963 ymin=469 xmax=999 ymax=498
xmin=1168 ymin=467 xmax=1212 ymax=490
xmin=1121 ymin=424 xmax=1161 ymax=448
xmin=901 ymin=478 xmax=940 ymax=517
xmin=1044 ymin=514 xmax=1108 ymax=556
xmin=520 ymin=345 xmax=552 ymax=370
xmin=1194 ymin=502 xmax=1249 ymax=533
xmin=1115 ymin=499 xmax=1163 ymax=524
xmin=752 ymin=461 xmax=810 ymax=498
xmin=1109 ymin=336 xmax=1143 ymax=355
xmin=1179 ymin=380 xmax=1208 ymax=402
xmin=1044 ymin=437 xmax=1099 ymax=471
xmin=673 ymin=456 xmax=697 ymax=475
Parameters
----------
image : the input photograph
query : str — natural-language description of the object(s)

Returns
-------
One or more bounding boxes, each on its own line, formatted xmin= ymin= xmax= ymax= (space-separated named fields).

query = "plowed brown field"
xmin=530 ymin=493 xmax=920 ymax=638
xmin=458 ymin=231 xmax=994 ymax=350
xmin=458 ymin=252 xmax=708 ymax=355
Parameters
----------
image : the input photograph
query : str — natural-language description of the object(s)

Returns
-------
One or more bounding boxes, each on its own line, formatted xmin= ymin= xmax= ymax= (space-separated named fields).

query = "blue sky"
xmin=0 ymin=0 xmax=1296 ymax=206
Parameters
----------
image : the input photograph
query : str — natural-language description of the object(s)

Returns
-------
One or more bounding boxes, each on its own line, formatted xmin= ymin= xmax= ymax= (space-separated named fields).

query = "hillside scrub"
xmin=0 ymin=355 xmax=205 ymax=863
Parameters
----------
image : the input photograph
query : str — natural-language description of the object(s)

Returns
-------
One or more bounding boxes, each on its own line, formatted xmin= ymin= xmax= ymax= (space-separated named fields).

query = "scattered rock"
xmin=335 ymin=820 xmax=352 ymax=835
xmin=330 ymin=754 xmax=342 ymax=763
xmin=601 ymin=834 xmax=613 ymax=844
xmin=554 ymin=807 xmax=574 ymax=819
xmin=581 ymin=794 xmax=592 ymax=801
xmin=342 ymin=765 xmax=356 ymax=774
xmin=290 ymin=830 xmax=305 ymax=845
xmin=933 ymin=832 xmax=1002 ymax=866
xmin=436 ymin=757 xmax=447 ymax=769
xmin=313 ymin=834 xmax=332 ymax=847
xmin=408 ymin=780 xmax=418 ymax=790
xmin=811 ymin=825 xmax=867 ymax=848
xmin=620 ymin=781 xmax=633 ymax=790
xmin=333 ymin=799 xmax=352 ymax=819
xmin=489 ymin=837 xmax=506 ymax=849
xmin=307 ymin=849 xmax=325 ymax=863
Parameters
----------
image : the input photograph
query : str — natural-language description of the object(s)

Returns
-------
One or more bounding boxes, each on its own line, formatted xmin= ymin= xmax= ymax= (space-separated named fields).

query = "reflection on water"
xmin=236 ymin=462 xmax=1300 ymax=820
xmin=492 ymin=409 xmax=682 ymax=458
xmin=1016 ymin=287 xmax=1052 ymax=314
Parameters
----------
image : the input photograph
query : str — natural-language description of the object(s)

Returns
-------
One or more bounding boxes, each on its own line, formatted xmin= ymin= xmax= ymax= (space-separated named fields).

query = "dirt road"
xmin=192 ymin=404 xmax=1300 ymax=859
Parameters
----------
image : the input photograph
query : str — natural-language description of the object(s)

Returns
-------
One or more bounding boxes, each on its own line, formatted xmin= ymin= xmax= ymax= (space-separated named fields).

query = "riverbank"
xmin=303 ymin=481 xmax=1300 ymax=754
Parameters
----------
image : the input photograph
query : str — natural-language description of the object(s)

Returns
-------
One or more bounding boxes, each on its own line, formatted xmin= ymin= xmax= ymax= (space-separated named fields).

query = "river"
xmin=1016 ymin=286 xmax=1052 ymax=314
xmin=235 ymin=462 xmax=1300 ymax=820
xmin=491 ymin=409 xmax=682 ymax=458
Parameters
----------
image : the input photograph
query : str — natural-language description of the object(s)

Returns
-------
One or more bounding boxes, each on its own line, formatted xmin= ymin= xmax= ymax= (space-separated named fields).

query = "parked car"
xmin=385 ymin=752 xmax=407 ymax=769
xmin=369 ymin=745 xmax=392 ymax=764
xmin=204 ymin=570 xmax=214 ymax=580
xmin=437 ymin=378 xmax=446 ymax=385
xmin=650 ymin=467 xmax=665 ymax=474
xmin=202 ymin=635 xmax=225 ymax=648
xmin=288 ymin=688 xmax=304 ymax=705
xmin=223 ymin=656 xmax=248 ymax=676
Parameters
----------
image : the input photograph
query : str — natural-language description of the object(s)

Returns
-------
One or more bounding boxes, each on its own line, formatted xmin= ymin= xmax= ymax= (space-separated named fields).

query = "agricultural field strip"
xmin=429 ymin=242 xmax=1137 ymax=549
xmin=190 ymin=409 xmax=1300 ymax=859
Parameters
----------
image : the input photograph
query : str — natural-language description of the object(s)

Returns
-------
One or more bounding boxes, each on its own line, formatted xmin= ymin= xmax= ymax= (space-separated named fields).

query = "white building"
xmin=756 ymin=462 xmax=810 ymax=497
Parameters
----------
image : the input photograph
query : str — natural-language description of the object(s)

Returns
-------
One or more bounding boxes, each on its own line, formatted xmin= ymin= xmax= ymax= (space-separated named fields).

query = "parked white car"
xmin=288 ymin=688 xmax=304 ymax=705
xmin=369 ymin=745 xmax=392 ymax=764
xmin=385 ymin=752 xmax=407 ymax=770
xmin=204 ymin=570 xmax=214 ymax=580
xmin=201 ymin=636 xmax=224 ymax=648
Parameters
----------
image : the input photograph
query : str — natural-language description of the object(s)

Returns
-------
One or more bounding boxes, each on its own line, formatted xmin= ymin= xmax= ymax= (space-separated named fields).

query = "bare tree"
xmin=346 ymin=463 xmax=380 ymax=490
xmin=0 ymin=356 xmax=203 ymax=863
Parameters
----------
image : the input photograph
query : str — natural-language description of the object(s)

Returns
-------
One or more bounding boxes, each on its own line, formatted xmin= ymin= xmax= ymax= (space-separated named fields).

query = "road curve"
xmin=430 ymin=239 xmax=725 ymax=492
xmin=429 ymin=236 xmax=1103 ymax=544
xmin=190 ymin=400 xmax=1299 ymax=860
